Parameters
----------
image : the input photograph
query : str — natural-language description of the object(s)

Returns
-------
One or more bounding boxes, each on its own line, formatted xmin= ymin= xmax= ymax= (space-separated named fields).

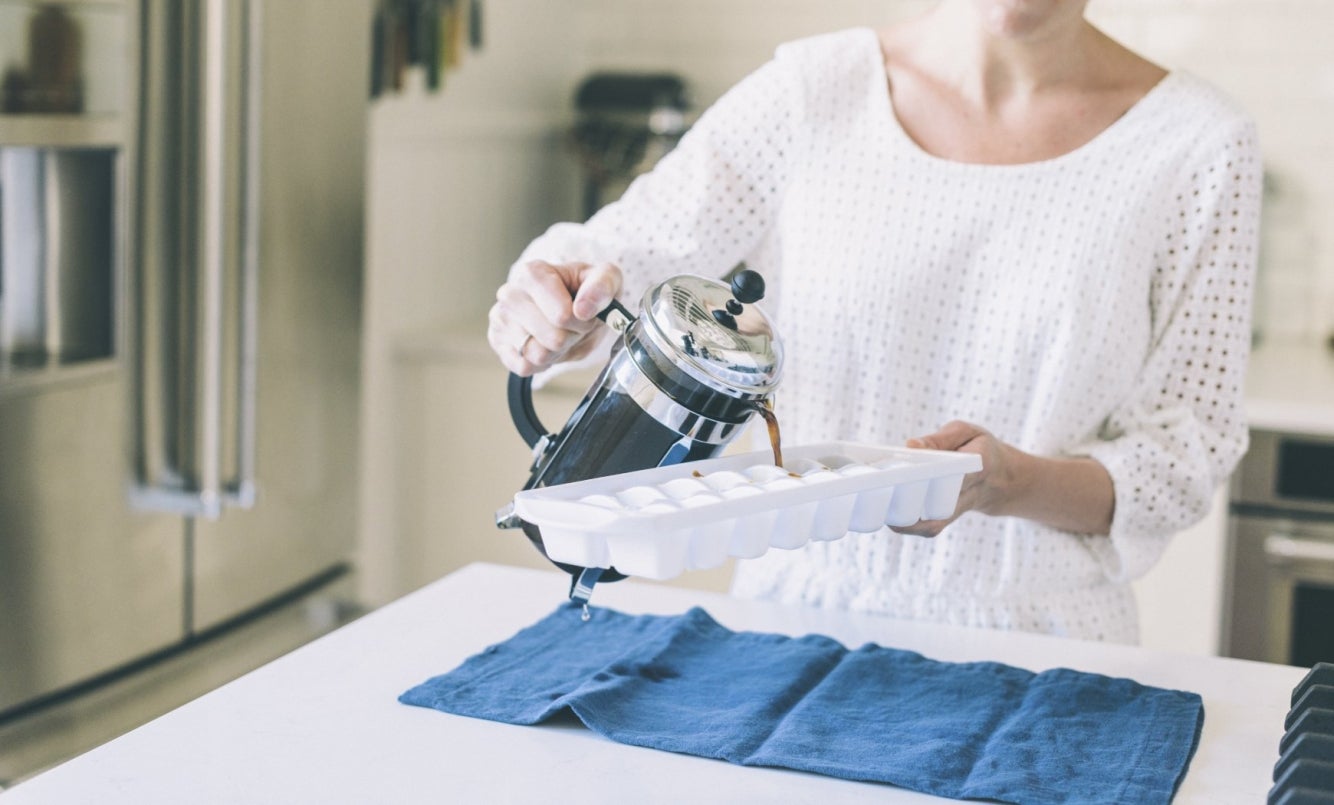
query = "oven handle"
xmin=1264 ymin=533 xmax=1334 ymax=567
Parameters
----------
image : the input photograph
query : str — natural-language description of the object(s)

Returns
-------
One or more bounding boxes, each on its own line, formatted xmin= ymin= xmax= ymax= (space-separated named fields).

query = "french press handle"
xmin=507 ymin=298 xmax=635 ymax=449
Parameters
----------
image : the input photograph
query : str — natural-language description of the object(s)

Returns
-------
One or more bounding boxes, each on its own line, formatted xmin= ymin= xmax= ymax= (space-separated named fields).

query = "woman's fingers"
xmin=906 ymin=420 xmax=985 ymax=451
xmin=495 ymin=284 xmax=580 ymax=352
xmin=894 ymin=420 xmax=993 ymax=536
xmin=487 ymin=305 xmax=540 ymax=375
xmin=572 ymin=263 xmax=623 ymax=321
xmin=889 ymin=519 xmax=949 ymax=538
xmin=489 ymin=301 xmax=585 ymax=376
xmin=488 ymin=260 xmax=623 ymax=376
xmin=513 ymin=261 xmax=586 ymax=330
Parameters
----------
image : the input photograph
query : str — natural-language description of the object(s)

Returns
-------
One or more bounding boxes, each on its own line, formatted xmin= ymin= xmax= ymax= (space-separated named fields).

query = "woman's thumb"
xmin=572 ymin=263 xmax=623 ymax=320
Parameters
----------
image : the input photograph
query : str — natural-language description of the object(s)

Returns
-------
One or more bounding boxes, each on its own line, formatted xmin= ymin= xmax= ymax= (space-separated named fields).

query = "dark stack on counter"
xmin=1272 ymin=663 xmax=1334 ymax=804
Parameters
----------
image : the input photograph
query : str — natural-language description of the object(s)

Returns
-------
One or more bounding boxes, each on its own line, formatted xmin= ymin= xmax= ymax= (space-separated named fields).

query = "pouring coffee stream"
xmin=497 ymin=269 xmax=784 ymax=615
xmin=756 ymin=399 xmax=783 ymax=469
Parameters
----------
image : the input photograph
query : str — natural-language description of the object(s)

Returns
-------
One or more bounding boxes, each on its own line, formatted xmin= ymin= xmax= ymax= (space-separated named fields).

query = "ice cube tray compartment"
xmin=514 ymin=441 xmax=982 ymax=581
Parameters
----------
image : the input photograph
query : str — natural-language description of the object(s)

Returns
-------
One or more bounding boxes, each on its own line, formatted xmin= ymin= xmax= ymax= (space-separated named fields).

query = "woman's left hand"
xmin=894 ymin=420 xmax=1023 ymax=537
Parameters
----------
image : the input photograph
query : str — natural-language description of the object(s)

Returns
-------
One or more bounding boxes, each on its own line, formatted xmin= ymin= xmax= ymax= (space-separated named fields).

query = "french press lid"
xmin=633 ymin=270 xmax=783 ymax=400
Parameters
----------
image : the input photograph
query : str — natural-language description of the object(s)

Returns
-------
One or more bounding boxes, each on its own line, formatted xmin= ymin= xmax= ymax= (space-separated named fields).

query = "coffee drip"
xmin=756 ymin=399 xmax=783 ymax=469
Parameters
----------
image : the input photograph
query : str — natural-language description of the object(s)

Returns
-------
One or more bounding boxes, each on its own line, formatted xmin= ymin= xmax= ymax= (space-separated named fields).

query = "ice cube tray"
xmin=513 ymin=441 xmax=983 ymax=581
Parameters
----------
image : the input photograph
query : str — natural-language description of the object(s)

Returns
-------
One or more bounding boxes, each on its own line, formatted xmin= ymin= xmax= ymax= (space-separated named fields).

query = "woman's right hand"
xmin=487 ymin=260 xmax=623 ymax=376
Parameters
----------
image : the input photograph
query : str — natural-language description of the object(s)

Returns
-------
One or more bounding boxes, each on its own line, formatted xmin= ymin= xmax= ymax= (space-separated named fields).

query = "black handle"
xmin=506 ymin=297 xmax=635 ymax=449
xmin=595 ymin=298 xmax=634 ymax=329
xmin=508 ymin=373 xmax=546 ymax=448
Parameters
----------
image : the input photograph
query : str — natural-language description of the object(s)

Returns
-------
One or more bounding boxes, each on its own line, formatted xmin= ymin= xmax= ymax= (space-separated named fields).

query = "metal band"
xmin=607 ymin=347 xmax=751 ymax=445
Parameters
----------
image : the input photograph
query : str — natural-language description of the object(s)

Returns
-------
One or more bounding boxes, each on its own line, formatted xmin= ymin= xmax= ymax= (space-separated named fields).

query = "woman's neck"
xmin=892 ymin=0 xmax=1105 ymax=110
xmin=876 ymin=1 xmax=1168 ymax=164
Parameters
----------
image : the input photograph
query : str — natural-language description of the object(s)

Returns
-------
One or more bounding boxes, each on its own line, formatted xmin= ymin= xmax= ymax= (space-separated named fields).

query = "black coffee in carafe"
xmin=497 ymin=270 xmax=783 ymax=606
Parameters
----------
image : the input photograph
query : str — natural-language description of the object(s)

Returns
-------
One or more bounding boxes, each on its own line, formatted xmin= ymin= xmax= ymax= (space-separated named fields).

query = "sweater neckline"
xmin=854 ymin=27 xmax=1179 ymax=171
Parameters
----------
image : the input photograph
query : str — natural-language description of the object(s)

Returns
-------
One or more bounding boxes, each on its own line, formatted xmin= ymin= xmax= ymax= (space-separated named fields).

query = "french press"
xmin=496 ymin=270 xmax=783 ymax=606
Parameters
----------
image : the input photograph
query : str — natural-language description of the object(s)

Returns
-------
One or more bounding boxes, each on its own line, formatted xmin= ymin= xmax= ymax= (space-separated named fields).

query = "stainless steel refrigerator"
xmin=0 ymin=0 xmax=369 ymax=775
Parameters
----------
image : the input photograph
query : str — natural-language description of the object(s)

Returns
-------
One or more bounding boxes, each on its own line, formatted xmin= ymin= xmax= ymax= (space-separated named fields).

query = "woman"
xmin=486 ymin=0 xmax=1261 ymax=643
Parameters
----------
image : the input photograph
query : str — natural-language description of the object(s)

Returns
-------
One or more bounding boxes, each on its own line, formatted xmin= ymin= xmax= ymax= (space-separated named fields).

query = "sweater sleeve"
xmin=509 ymin=44 xmax=808 ymax=307
xmin=1077 ymin=120 xmax=1263 ymax=583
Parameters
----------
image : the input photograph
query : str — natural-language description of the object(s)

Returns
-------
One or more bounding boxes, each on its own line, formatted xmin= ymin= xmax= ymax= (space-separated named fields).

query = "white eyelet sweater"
xmin=512 ymin=28 xmax=1262 ymax=643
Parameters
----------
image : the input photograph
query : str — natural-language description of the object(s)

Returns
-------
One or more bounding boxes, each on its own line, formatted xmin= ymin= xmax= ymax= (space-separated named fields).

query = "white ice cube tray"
xmin=513 ymin=441 xmax=982 ymax=581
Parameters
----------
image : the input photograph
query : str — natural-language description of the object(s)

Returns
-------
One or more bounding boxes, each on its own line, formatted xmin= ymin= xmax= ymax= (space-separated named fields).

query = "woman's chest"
xmin=777 ymin=151 xmax=1167 ymax=345
xmin=769 ymin=151 xmax=1174 ymax=440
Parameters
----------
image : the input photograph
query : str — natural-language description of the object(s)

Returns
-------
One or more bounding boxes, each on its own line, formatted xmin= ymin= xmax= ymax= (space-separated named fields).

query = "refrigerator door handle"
xmin=230 ymin=0 xmax=260 ymax=509
xmin=202 ymin=0 xmax=260 ymax=512
xmin=195 ymin=0 xmax=228 ymax=517
xmin=132 ymin=0 xmax=257 ymax=518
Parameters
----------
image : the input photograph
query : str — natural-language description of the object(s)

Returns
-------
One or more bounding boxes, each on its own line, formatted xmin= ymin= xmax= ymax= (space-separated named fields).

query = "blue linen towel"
xmin=400 ymin=604 xmax=1204 ymax=804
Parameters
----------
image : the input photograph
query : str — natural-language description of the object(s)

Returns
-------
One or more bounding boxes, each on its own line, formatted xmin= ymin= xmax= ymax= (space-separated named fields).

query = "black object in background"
xmin=1271 ymin=663 xmax=1334 ymax=804
xmin=570 ymin=72 xmax=690 ymax=219
xmin=1292 ymin=586 xmax=1334 ymax=669
xmin=1278 ymin=440 xmax=1334 ymax=504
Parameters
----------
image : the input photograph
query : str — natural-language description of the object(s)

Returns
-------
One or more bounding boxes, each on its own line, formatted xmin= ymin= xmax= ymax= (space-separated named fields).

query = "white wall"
xmin=360 ymin=2 xmax=1334 ymax=631
xmin=1092 ymin=0 xmax=1334 ymax=343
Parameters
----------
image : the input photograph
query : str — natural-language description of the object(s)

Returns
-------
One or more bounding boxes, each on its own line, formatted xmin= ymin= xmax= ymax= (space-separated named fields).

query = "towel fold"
xmin=401 ymin=604 xmax=1203 ymax=804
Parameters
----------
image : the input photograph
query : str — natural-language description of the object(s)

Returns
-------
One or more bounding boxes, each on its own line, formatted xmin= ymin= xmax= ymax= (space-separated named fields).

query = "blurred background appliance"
xmin=0 ymin=0 xmax=370 ymax=782
xmin=1224 ymin=429 xmax=1334 ymax=667
xmin=570 ymin=71 xmax=688 ymax=219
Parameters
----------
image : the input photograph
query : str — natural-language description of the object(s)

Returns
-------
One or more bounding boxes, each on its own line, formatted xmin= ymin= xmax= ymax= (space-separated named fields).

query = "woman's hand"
xmin=488 ymin=261 xmax=623 ymax=376
xmin=894 ymin=419 xmax=1115 ymax=538
xmin=893 ymin=420 xmax=1021 ymax=537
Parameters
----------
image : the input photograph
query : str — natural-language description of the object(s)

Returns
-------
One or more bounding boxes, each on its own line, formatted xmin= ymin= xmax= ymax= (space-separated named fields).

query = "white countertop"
xmin=1245 ymin=337 xmax=1334 ymax=436
xmin=2 ymin=562 xmax=1304 ymax=805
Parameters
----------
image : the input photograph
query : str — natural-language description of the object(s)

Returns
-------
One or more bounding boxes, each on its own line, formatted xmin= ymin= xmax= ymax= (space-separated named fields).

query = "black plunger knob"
xmin=730 ymin=269 xmax=765 ymax=304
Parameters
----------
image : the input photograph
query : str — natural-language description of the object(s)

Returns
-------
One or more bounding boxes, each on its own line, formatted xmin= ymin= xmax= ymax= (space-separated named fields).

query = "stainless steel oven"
xmin=1224 ymin=429 xmax=1334 ymax=667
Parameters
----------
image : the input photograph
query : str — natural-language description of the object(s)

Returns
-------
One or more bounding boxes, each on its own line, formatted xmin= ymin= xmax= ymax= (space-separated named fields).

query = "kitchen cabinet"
xmin=1133 ymin=488 xmax=1229 ymax=655
xmin=1 ymin=562 xmax=1304 ymax=804
xmin=389 ymin=327 xmax=567 ymax=587
xmin=1245 ymin=338 xmax=1334 ymax=439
